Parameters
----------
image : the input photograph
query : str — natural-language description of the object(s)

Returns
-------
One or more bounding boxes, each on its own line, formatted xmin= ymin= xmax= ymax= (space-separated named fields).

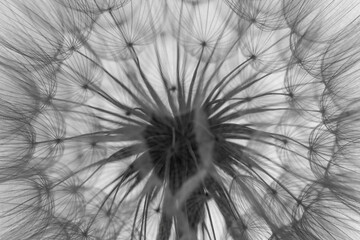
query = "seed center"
xmin=143 ymin=111 xmax=201 ymax=193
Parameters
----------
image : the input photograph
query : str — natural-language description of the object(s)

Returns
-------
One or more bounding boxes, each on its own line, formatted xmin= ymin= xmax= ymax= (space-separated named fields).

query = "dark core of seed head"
xmin=143 ymin=110 xmax=204 ymax=194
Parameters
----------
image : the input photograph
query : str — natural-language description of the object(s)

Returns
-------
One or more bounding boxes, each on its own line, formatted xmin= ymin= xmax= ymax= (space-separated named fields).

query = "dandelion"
xmin=1 ymin=0 xmax=360 ymax=239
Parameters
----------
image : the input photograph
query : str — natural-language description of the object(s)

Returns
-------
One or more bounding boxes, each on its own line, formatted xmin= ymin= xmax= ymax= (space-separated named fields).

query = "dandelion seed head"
xmin=1 ymin=0 xmax=360 ymax=239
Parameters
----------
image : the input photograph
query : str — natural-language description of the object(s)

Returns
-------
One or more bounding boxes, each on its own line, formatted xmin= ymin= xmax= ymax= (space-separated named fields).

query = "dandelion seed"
xmin=0 ymin=173 xmax=53 ymax=240
xmin=0 ymin=0 xmax=76 ymax=70
xmin=282 ymin=0 xmax=360 ymax=43
xmin=55 ymin=0 xmax=131 ymax=14
xmin=225 ymin=0 xmax=285 ymax=30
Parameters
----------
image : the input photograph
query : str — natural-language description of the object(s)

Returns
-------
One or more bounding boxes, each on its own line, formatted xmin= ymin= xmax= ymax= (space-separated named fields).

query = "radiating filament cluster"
xmin=1 ymin=0 xmax=360 ymax=239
